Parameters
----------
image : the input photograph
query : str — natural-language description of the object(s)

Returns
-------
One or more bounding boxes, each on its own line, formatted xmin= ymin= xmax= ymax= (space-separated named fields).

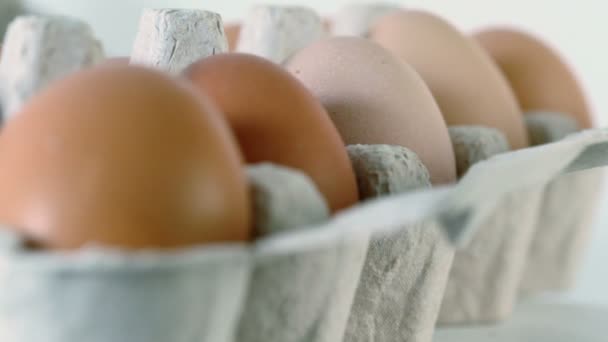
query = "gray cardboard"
xmin=438 ymin=188 xmax=543 ymax=324
xmin=525 ymin=112 xmax=579 ymax=145
xmin=246 ymin=128 xmax=608 ymax=257
xmin=347 ymin=144 xmax=431 ymax=197
xmin=344 ymin=145 xmax=454 ymax=342
xmin=237 ymin=163 xmax=367 ymax=342
xmin=0 ymin=229 xmax=251 ymax=342
xmin=247 ymin=163 xmax=330 ymax=236
xmin=130 ymin=8 xmax=227 ymax=73
xmin=0 ymin=125 xmax=607 ymax=341
xmin=0 ymin=15 xmax=104 ymax=118
xmin=236 ymin=5 xmax=323 ymax=64
xmin=238 ymin=232 xmax=369 ymax=342
xmin=449 ymin=126 xmax=511 ymax=177
xmin=438 ymin=126 xmax=544 ymax=324
xmin=520 ymin=113 xmax=604 ymax=295
xmin=435 ymin=127 xmax=608 ymax=246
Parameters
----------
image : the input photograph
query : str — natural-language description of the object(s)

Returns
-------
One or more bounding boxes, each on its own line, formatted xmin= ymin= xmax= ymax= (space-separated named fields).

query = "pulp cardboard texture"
xmin=247 ymin=163 xmax=330 ymax=236
xmin=0 ymin=231 xmax=251 ymax=342
xmin=437 ymin=127 xmax=608 ymax=246
xmin=2 ymin=10 xmax=608 ymax=342
xmin=130 ymin=9 xmax=228 ymax=74
xmin=344 ymin=145 xmax=454 ymax=342
xmin=252 ymin=127 xmax=608 ymax=262
xmin=347 ymin=145 xmax=432 ymax=196
xmin=520 ymin=113 xmax=604 ymax=295
xmin=239 ymin=230 xmax=370 ymax=342
xmin=438 ymin=188 xmax=543 ymax=324
xmin=438 ymin=126 xmax=545 ymax=325
xmin=236 ymin=5 xmax=324 ymax=64
xmin=237 ymin=164 xmax=355 ymax=342
xmin=0 ymin=129 xmax=607 ymax=341
xmin=239 ymin=159 xmax=373 ymax=342
xmin=0 ymin=15 xmax=104 ymax=118
xmin=449 ymin=126 xmax=510 ymax=177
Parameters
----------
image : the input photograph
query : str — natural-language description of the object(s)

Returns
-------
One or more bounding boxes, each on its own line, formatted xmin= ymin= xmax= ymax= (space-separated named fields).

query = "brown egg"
xmin=184 ymin=53 xmax=359 ymax=213
xmin=475 ymin=28 xmax=592 ymax=128
xmin=0 ymin=65 xmax=250 ymax=249
xmin=224 ymin=22 xmax=241 ymax=52
xmin=371 ymin=10 xmax=529 ymax=149
xmin=286 ymin=37 xmax=457 ymax=185
xmin=103 ymin=56 xmax=130 ymax=66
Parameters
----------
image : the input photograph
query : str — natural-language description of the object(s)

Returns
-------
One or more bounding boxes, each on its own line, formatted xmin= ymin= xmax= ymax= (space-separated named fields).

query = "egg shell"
xmin=184 ymin=53 xmax=359 ymax=212
xmin=130 ymin=9 xmax=227 ymax=74
xmin=102 ymin=56 xmax=130 ymax=66
xmin=286 ymin=37 xmax=457 ymax=185
xmin=0 ymin=65 xmax=250 ymax=249
xmin=475 ymin=28 xmax=592 ymax=129
xmin=0 ymin=15 xmax=104 ymax=118
xmin=224 ymin=22 xmax=241 ymax=52
xmin=371 ymin=11 xmax=529 ymax=150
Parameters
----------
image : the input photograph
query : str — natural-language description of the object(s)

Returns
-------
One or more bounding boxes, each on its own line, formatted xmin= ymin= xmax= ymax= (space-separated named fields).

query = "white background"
xmin=20 ymin=0 xmax=608 ymax=307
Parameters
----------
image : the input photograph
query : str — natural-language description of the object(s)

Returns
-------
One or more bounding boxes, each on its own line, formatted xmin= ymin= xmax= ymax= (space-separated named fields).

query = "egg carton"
xmin=0 ymin=15 xmax=104 ymax=118
xmin=0 ymin=0 xmax=22 ymax=39
xmin=519 ymin=113 xmax=603 ymax=296
xmin=438 ymin=125 xmax=545 ymax=325
xmin=0 ymin=9 xmax=607 ymax=342
xmin=235 ymin=5 xmax=325 ymax=64
xmin=0 ymin=119 xmax=606 ymax=342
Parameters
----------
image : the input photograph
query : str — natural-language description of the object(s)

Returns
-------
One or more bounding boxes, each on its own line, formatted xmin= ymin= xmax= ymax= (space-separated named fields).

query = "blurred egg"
xmin=286 ymin=37 xmax=457 ymax=185
xmin=371 ymin=11 xmax=529 ymax=149
xmin=0 ymin=65 xmax=250 ymax=249
xmin=102 ymin=56 xmax=130 ymax=66
xmin=224 ymin=22 xmax=241 ymax=52
xmin=184 ymin=53 xmax=359 ymax=212
xmin=475 ymin=28 xmax=592 ymax=128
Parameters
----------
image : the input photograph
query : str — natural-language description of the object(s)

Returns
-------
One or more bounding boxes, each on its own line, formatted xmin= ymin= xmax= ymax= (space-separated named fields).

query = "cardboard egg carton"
xmin=130 ymin=9 xmax=227 ymax=74
xmin=0 ymin=8 xmax=607 ymax=342
xmin=0 ymin=15 xmax=104 ymax=118
xmin=438 ymin=126 xmax=544 ymax=325
xmin=519 ymin=113 xmax=603 ymax=296
xmin=0 ymin=119 xmax=605 ymax=342
xmin=236 ymin=5 xmax=325 ymax=64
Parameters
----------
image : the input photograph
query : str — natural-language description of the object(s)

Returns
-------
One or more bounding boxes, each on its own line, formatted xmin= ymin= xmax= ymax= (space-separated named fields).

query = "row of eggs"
xmin=0 ymin=7 xmax=592 ymax=251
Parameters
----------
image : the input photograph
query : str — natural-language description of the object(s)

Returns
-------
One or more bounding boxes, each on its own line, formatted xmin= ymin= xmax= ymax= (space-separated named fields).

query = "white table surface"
xmin=435 ymin=297 xmax=608 ymax=342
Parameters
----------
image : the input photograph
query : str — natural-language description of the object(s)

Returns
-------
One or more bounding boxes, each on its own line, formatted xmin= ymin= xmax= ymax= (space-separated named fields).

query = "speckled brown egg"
xmin=0 ymin=65 xmax=250 ymax=250
xmin=371 ymin=10 xmax=529 ymax=149
xmin=286 ymin=37 xmax=457 ymax=185
xmin=475 ymin=28 xmax=592 ymax=129
xmin=184 ymin=53 xmax=359 ymax=212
